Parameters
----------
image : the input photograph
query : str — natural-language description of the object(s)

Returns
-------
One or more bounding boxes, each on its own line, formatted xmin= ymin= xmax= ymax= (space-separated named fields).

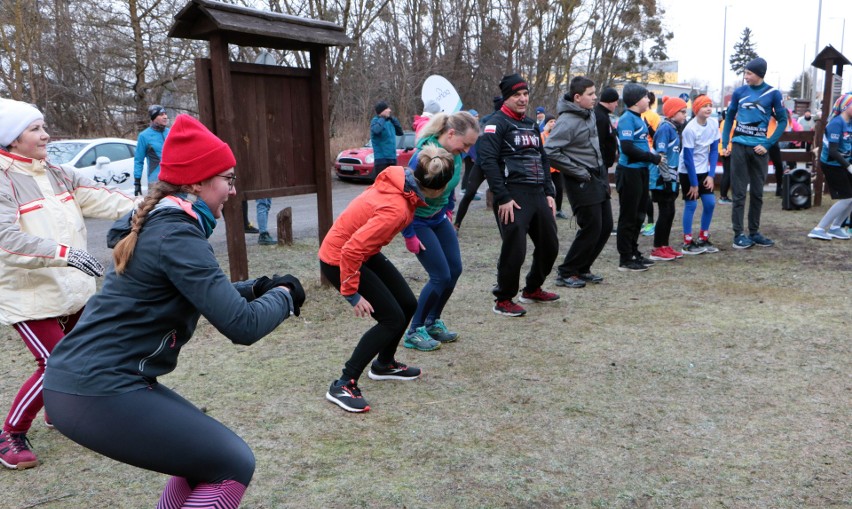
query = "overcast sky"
xmin=660 ymin=0 xmax=850 ymax=99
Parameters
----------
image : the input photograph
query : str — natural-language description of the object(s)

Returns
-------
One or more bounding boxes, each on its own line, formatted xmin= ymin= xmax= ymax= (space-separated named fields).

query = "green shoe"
xmin=425 ymin=319 xmax=458 ymax=343
xmin=403 ymin=327 xmax=441 ymax=351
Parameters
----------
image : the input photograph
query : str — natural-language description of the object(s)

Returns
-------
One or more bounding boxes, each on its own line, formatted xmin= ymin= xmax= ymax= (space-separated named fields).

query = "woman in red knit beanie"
xmin=44 ymin=114 xmax=304 ymax=508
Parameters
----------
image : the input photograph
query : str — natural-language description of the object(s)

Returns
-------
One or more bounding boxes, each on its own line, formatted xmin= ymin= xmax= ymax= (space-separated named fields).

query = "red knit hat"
xmin=158 ymin=114 xmax=236 ymax=185
xmin=661 ymin=96 xmax=687 ymax=119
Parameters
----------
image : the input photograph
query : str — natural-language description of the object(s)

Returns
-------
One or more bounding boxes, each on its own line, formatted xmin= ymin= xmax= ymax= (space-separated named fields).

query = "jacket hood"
xmin=106 ymin=207 xmax=198 ymax=248
xmin=556 ymin=95 xmax=591 ymax=119
xmin=373 ymin=165 xmax=425 ymax=208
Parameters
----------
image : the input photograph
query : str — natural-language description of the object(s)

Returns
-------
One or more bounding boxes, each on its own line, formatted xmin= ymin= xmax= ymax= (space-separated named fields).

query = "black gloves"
xmin=253 ymin=274 xmax=305 ymax=316
xmin=66 ymin=247 xmax=105 ymax=277
xmin=134 ymin=178 xmax=142 ymax=196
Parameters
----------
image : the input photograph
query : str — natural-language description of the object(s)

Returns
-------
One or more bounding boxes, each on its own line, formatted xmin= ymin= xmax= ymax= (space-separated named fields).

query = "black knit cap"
xmin=745 ymin=57 xmax=767 ymax=78
xmin=148 ymin=105 xmax=166 ymax=120
xmin=599 ymin=87 xmax=619 ymax=103
xmin=374 ymin=100 xmax=389 ymax=116
xmin=499 ymin=74 xmax=529 ymax=101
xmin=492 ymin=95 xmax=504 ymax=111
xmin=622 ymin=84 xmax=649 ymax=108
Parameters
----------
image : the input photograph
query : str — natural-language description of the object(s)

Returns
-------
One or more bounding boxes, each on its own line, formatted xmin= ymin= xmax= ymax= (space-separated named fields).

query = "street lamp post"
xmin=721 ymin=5 xmax=729 ymax=107
xmin=812 ymin=0 xmax=823 ymax=108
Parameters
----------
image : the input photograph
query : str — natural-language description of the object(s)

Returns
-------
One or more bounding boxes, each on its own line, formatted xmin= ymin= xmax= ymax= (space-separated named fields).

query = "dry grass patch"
xmin=2 ymin=192 xmax=850 ymax=508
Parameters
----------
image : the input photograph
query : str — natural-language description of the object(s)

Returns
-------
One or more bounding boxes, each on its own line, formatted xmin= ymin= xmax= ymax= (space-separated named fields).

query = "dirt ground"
xmin=2 ymin=189 xmax=850 ymax=508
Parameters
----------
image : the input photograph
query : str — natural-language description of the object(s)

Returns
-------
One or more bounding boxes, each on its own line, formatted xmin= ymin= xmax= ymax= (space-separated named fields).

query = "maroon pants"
xmin=4 ymin=309 xmax=82 ymax=433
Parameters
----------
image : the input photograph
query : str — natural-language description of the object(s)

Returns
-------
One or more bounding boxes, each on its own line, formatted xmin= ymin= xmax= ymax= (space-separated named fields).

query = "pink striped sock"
xmin=157 ymin=477 xmax=192 ymax=509
xmin=181 ymin=479 xmax=247 ymax=508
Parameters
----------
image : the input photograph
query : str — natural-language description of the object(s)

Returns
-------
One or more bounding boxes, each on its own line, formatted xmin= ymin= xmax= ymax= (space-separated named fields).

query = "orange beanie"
xmin=158 ymin=114 xmax=236 ymax=185
xmin=661 ymin=96 xmax=687 ymax=119
xmin=692 ymin=95 xmax=713 ymax=116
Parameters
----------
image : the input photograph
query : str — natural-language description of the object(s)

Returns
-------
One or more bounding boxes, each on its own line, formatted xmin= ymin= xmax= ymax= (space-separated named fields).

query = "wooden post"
xmin=209 ymin=34 xmax=248 ymax=281
xmin=276 ymin=207 xmax=293 ymax=245
xmin=311 ymin=48 xmax=333 ymax=285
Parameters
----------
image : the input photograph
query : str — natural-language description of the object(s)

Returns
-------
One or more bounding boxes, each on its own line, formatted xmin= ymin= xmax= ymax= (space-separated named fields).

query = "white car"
xmin=47 ymin=138 xmax=147 ymax=194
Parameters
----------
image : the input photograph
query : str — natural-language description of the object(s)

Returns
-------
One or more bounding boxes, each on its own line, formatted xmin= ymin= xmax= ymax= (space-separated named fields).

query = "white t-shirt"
xmin=678 ymin=116 xmax=720 ymax=174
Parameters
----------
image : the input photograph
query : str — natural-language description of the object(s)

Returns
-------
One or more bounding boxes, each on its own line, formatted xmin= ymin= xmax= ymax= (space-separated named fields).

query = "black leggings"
xmin=454 ymin=163 xmax=500 ymax=230
xmin=720 ymin=155 xmax=731 ymax=198
xmin=551 ymin=171 xmax=564 ymax=211
xmin=651 ymin=192 xmax=677 ymax=247
xmin=320 ymin=253 xmax=416 ymax=381
xmin=43 ymin=385 xmax=255 ymax=486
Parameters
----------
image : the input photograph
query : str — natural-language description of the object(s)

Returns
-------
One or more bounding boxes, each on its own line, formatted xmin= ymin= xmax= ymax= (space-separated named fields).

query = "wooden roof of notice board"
xmin=811 ymin=45 xmax=852 ymax=70
xmin=169 ymin=0 xmax=354 ymax=50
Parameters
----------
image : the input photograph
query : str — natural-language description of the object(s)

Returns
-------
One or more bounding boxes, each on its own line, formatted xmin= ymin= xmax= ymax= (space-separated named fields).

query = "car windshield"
xmin=47 ymin=142 xmax=87 ymax=164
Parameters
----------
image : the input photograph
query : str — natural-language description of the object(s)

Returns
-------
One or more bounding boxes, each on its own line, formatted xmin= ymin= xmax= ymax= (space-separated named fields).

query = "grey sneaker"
xmin=807 ymin=228 xmax=831 ymax=240
xmin=403 ymin=327 xmax=441 ymax=351
xmin=732 ymin=233 xmax=754 ymax=249
xmin=827 ymin=227 xmax=850 ymax=240
xmin=425 ymin=319 xmax=458 ymax=343
xmin=693 ymin=238 xmax=719 ymax=253
xmin=681 ymin=241 xmax=707 ymax=255
xmin=749 ymin=232 xmax=775 ymax=247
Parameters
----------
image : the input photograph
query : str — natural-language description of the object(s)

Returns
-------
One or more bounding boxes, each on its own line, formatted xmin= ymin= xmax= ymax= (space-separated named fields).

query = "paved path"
xmin=85 ymin=178 xmax=369 ymax=264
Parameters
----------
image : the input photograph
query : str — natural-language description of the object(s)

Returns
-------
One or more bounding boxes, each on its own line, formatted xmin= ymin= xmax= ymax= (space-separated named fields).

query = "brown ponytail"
xmin=112 ymin=181 xmax=182 ymax=274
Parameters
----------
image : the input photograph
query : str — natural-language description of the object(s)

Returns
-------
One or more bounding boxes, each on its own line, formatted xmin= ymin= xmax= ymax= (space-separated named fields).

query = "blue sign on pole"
xmin=679 ymin=93 xmax=690 ymax=102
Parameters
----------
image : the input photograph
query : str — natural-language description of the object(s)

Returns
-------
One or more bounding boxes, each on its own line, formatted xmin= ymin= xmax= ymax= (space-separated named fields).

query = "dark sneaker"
xmin=257 ymin=232 xmax=276 ymax=245
xmin=732 ymin=233 xmax=754 ymax=249
xmin=425 ymin=319 xmax=458 ymax=343
xmin=633 ymin=254 xmax=655 ymax=266
xmin=618 ymin=261 xmax=649 ymax=272
xmin=493 ymin=299 xmax=527 ymax=317
xmin=749 ymin=232 xmax=775 ymax=247
xmin=0 ymin=431 xmax=38 ymax=470
xmin=555 ymin=275 xmax=586 ymax=288
xmin=368 ymin=360 xmax=421 ymax=381
xmin=681 ymin=241 xmax=707 ymax=255
xmin=693 ymin=239 xmax=719 ymax=253
xmin=244 ymin=223 xmax=260 ymax=234
xmin=578 ymin=272 xmax=604 ymax=284
xmin=326 ymin=379 xmax=370 ymax=413
xmin=403 ymin=327 xmax=441 ymax=351
xmin=519 ymin=287 xmax=560 ymax=303
xmin=555 ymin=210 xmax=570 ymax=219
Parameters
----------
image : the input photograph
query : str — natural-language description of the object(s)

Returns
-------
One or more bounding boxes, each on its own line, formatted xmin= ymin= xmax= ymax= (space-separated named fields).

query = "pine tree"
xmin=729 ymin=27 xmax=759 ymax=76
xmin=790 ymin=72 xmax=811 ymax=99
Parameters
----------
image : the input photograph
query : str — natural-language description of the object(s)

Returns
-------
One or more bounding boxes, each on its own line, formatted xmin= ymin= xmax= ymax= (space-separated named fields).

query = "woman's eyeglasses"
xmin=217 ymin=174 xmax=237 ymax=190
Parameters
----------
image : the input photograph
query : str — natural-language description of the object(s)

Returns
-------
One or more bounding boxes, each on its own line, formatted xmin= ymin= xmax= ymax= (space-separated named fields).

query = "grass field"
xmin=2 ymin=188 xmax=850 ymax=508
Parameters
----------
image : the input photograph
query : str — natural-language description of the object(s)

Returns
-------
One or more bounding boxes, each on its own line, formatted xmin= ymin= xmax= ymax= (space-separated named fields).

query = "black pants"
xmin=615 ymin=165 xmax=649 ymax=263
xmin=44 ymin=385 xmax=255 ymax=486
xmin=768 ymin=143 xmax=785 ymax=196
xmin=643 ymin=191 xmax=655 ymax=223
xmin=557 ymin=200 xmax=612 ymax=277
xmin=461 ymin=156 xmax=475 ymax=191
xmin=374 ymin=159 xmax=397 ymax=176
xmin=454 ymin=163 xmax=499 ymax=230
xmin=551 ymin=171 xmax=564 ymax=211
xmin=720 ymin=155 xmax=731 ymax=198
xmin=730 ymin=143 xmax=768 ymax=236
xmin=652 ymin=192 xmax=677 ymax=247
xmin=492 ymin=188 xmax=559 ymax=300
xmin=320 ymin=254 xmax=415 ymax=381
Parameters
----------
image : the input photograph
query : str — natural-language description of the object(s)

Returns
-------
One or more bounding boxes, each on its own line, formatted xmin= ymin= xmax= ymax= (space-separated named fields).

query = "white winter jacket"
xmin=0 ymin=149 xmax=136 ymax=324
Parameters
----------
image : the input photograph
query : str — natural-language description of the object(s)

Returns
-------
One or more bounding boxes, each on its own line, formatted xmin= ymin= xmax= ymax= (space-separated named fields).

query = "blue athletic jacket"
xmin=134 ymin=126 xmax=169 ymax=182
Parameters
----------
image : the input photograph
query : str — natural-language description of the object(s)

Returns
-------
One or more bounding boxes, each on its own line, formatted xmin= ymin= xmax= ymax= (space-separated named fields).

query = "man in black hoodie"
xmin=545 ymin=76 xmax=612 ymax=288
xmin=479 ymin=73 xmax=560 ymax=317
